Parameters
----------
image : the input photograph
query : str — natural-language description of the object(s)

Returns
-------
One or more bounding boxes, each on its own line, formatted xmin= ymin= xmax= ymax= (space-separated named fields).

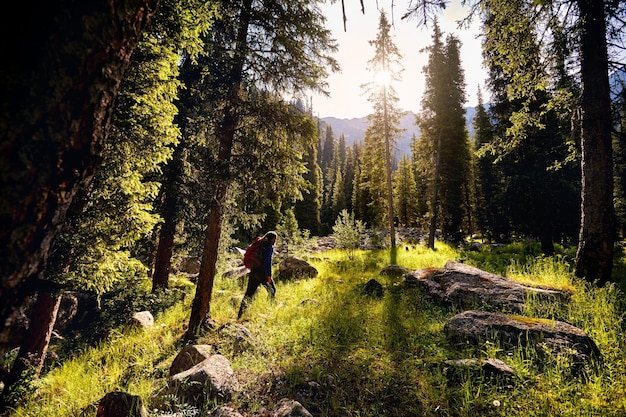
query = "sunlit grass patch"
xmin=11 ymin=303 xmax=188 ymax=417
xmin=506 ymin=256 xmax=576 ymax=293
xmin=11 ymin=240 xmax=626 ymax=417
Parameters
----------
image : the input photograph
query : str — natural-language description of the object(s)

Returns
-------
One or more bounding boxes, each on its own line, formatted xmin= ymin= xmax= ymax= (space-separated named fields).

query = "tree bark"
xmin=185 ymin=0 xmax=252 ymax=339
xmin=152 ymin=145 xmax=185 ymax=291
xmin=428 ymin=134 xmax=443 ymax=250
xmin=1 ymin=292 xmax=62 ymax=404
xmin=0 ymin=0 xmax=157 ymax=345
xmin=186 ymin=183 xmax=227 ymax=339
xmin=574 ymin=0 xmax=615 ymax=284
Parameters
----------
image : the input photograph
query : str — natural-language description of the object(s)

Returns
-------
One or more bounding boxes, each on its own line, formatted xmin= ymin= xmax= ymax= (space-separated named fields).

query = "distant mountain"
xmin=321 ymin=107 xmax=477 ymax=159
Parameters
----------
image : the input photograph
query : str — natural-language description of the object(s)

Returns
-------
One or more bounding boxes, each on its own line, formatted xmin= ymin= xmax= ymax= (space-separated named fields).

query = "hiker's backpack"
xmin=243 ymin=237 xmax=265 ymax=269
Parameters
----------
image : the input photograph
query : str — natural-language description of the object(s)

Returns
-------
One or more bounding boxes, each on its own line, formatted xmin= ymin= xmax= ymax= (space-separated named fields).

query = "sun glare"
xmin=374 ymin=70 xmax=392 ymax=87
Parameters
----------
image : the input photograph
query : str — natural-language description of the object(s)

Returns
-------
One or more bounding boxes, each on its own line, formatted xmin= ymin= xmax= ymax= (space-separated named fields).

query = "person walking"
xmin=237 ymin=231 xmax=277 ymax=320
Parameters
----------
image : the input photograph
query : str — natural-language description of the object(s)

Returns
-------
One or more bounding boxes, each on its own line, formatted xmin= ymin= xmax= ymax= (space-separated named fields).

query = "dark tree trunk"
xmin=0 ymin=0 xmax=156 ymax=345
xmin=152 ymin=145 xmax=185 ymax=291
xmin=428 ymin=134 xmax=443 ymax=250
xmin=574 ymin=0 xmax=614 ymax=285
xmin=186 ymin=183 xmax=227 ymax=339
xmin=1 ymin=292 xmax=62 ymax=405
xmin=185 ymin=0 xmax=252 ymax=340
xmin=152 ymin=215 xmax=176 ymax=290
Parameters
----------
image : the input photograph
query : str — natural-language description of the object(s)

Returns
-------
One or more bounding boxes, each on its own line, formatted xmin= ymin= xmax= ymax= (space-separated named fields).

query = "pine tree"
xmin=0 ymin=0 xmax=156 ymax=353
xmin=320 ymin=125 xmax=336 ymax=225
xmin=183 ymin=0 xmax=338 ymax=337
xmin=361 ymin=10 xmax=405 ymax=247
xmin=393 ymin=155 xmax=420 ymax=227
xmin=472 ymin=87 xmax=503 ymax=241
xmin=295 ymin=128 xmax=323 ymax=235
xmin=409 ymin=133 xmax=430 ymax=226
xmin=343 ymin=145 xmax=358 ymax=214
xmin=2 ymin=0 xmax=203 ymax=399
xmin=481 ymin=0 xmax=580 ymax=254
xmin=417 ymin=21 xmax=470 ymax=247
xmin=475 ymin=0 xmax=622 ymax=283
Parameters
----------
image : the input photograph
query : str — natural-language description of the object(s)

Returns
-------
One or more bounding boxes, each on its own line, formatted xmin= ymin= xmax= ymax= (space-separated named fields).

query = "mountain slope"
xmin=320 ymin=108 xmax=477 ymax=158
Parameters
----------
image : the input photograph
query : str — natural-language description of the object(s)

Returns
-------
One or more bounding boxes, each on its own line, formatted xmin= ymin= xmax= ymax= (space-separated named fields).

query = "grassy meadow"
xmin=7 ymin=241 xmax=626 ymax=417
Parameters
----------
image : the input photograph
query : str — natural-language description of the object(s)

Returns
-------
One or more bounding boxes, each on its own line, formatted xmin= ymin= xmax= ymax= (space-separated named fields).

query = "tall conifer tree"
xmin=182 ymin=0 xmax=337 ymax=338
xmin=417 ymin=21 xmax=470 ymax=247
xmin=360 ymin=10 xmax=404 ymax=246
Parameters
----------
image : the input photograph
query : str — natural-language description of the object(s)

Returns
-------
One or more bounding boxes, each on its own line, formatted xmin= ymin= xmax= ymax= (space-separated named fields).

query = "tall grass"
xmin=10 ymin=242 xmax=626 ymax=417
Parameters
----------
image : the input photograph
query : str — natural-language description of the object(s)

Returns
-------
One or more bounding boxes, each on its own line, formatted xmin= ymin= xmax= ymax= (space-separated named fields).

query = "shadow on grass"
xmin=272 ymin=266 xmax=466 ymax=416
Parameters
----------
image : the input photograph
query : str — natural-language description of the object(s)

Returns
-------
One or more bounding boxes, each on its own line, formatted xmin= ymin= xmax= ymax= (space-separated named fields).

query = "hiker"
xmin=237 ymin=231 xmax=277 ymax=319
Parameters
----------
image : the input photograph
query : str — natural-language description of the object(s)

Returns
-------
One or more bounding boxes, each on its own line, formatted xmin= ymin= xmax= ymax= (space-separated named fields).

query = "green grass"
xmin=9 ymin=241 xmax=626 ymax=417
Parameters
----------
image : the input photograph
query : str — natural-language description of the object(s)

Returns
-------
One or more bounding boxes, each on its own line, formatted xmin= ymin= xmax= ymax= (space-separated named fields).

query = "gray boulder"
xmin=278 ymin=257 xmax=318 ymax=281
xmin=361 ymin=279 xmax=384 ymax=298
xmin=404 ymin=260 xmax=569 ymax=313
xmin=168 ymin=354 xmax=239 ymax=406
xmin=221 ymin=265 xmax=249 ymax=280
xmin=217 ymin=322 xmax=257 ymax=355
xmin=129 ymin=311 xmax=154 ymax=329
xmin=444 ymin=310 xmax=601 ymax=365
xmin=169 ymin=344 xmax=214 ymax=376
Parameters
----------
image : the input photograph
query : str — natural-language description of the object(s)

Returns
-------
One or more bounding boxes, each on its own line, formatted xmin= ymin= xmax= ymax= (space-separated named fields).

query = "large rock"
xmin=168 ymin=354 xmax=239 ymax=406
xmin=97 ymin=391 xmax=148 ymax=417
xmin=54 ymin=291 xmax=100 ymax=334
xmin=278 ymin=257 xmax=318 ymax=281
xmin=404 ymin=261 xmax=569 ymax=313
xmin=217 ymin=322 xmax=257 ymax=355
xmin=129 ymin=311 xmax=154 ymax=329
xmin=221 ymin=265 xmax=249 ymax=280
xmin=444 ymin=310 xmax=601 ymax=365
xmin=169 ymin=344 xmax=214 ymax=376
xmin=361 ymin=279 xmax=384 ymax=298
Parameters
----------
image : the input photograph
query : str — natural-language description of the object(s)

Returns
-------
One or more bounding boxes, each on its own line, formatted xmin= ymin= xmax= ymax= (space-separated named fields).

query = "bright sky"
xmin=311 ymin=1 xmax=489 ymax=119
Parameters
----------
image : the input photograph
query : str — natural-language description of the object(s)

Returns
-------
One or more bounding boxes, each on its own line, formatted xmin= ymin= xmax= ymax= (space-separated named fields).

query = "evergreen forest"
xmin=1 ymin=0 xmax=626 ymax=416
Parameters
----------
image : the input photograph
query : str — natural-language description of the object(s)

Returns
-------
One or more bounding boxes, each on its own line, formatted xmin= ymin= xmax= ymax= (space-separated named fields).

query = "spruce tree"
xmin=474 ymin=0 xmax=622 ymax=282
xmin=393 ymin=155 xmax=420 ymax=227
xmin=182 ymin=0 xmax=338 ymax=337
xmin=295 ymin=129 xmax=323 ymax=235
xmin=417 ymin=21 xmax=470 ymax=247
xmin=481 ymin=0 xmax=580 ymax=254
xmin=361 ymin=10 xmax=405 ymax=246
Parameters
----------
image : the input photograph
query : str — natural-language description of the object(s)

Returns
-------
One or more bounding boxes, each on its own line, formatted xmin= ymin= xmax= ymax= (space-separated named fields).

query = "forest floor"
xmin=7 ymin=240 xmax=626 ymax=417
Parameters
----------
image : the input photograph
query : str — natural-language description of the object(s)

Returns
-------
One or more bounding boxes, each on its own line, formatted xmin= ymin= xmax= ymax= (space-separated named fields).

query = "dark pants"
xmin=237 ymin=269 xmax=276 ymax=319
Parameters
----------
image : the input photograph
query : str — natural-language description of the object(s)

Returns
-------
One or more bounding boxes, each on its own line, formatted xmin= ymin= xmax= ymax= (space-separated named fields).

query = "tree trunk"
xmin=0 ymin=0 xmax=156 ymax=345
xmin=428 ymin=134 xmax=443 ymax=250
xmin=383 ymin=86 xmax=396 ymax=250
xmin=152 ymin=215 xmax=176 ymax=291
xmin=152 ymin=145 xmax=185 ymax=291
xmin=1 ymin=292 xmax=62 ymax=404
xmin=574 ymin=0 xmax=614 ymax=285
xmin=185 ymin=0 xmax=252 ymax=340
xmin=186 ymin=183 xmax=227 ymax=339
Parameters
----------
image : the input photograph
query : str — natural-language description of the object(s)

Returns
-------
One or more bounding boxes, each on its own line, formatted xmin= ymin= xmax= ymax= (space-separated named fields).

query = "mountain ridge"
xmin=320 ymin=108 xmax=477 ymax=158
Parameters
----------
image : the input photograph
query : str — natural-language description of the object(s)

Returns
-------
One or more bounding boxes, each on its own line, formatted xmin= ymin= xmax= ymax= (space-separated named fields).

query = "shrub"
xmin=332 ymin=210 xmax=365 ymax=250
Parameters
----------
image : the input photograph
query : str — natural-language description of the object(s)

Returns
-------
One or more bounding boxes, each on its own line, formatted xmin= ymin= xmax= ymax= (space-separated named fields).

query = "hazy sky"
xmin=310 ymin=1 xmax=489 ymax=119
